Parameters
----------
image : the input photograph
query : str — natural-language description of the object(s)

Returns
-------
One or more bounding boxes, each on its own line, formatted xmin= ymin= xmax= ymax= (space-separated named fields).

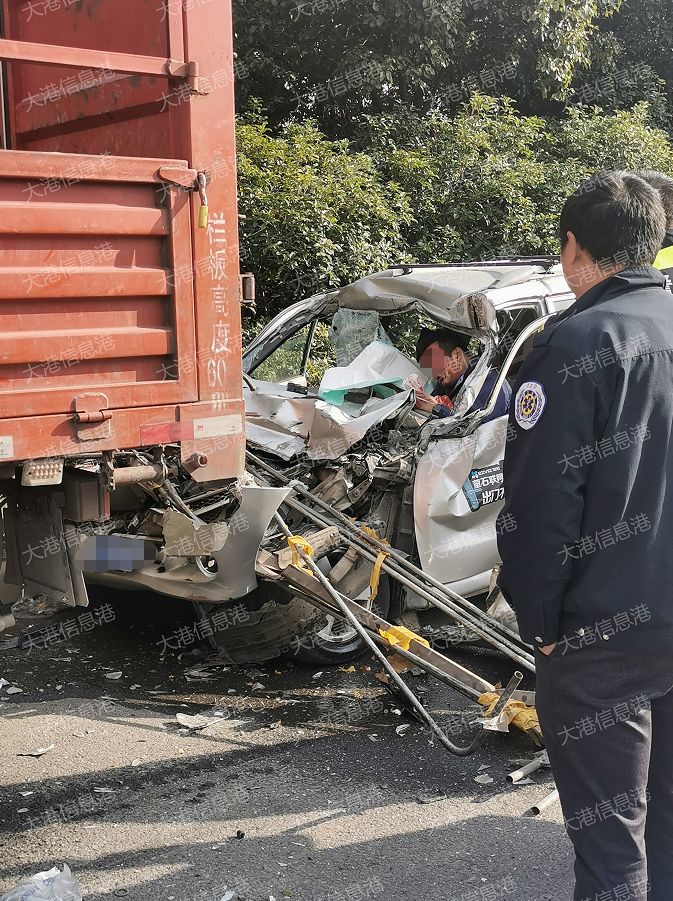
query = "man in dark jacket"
xmin=414 ymin=327 xmax=511 ymax=422
xmin=497 ymin=171 xmax=673 ymax=901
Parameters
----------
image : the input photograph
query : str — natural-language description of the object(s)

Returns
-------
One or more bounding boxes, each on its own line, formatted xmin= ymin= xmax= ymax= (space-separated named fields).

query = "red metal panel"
xmin=0 ymin=151 xmax=198 ymax=418
xmin=0 ymin=268 xmax=170 ymax=299
xmin=0 ymin=202 xmax=169 ymax=235
xmin=179 ymin=0 xmax=245 ymax=481
xmin=0 ymin=0 xmax=245 ymax=479
xmin=0 ymin=401 xmax=244 ymax=462
xmin=3 ymin=327 xmax=173 ymax=364
xmin=0 ymin=151 xmax=171 ymax=182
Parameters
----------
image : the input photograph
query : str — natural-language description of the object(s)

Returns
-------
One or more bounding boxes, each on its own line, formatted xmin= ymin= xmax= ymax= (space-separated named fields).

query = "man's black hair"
xmin=415 ymin=327 xmax=470 ymax=362
xmin=633 ymin=169 xmax=673 ymax=233
xmin=559 ymin=170 xmax=666 ymax=268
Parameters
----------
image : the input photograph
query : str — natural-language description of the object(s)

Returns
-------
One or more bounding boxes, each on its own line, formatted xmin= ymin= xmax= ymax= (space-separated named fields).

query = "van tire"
xmin=193 ymin=585 xmax=323 ymax=665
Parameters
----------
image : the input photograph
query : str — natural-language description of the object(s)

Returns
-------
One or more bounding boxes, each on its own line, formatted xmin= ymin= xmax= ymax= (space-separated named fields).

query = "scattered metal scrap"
xmin=507 ymin=750 xmax=549 ymax=784
xmin=527 ymin=787 xmax=560 ymax=817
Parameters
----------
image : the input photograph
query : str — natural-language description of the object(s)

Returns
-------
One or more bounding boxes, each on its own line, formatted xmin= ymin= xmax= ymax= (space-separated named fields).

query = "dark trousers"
xmin=535 ymin=644 xmax=673 ymax=901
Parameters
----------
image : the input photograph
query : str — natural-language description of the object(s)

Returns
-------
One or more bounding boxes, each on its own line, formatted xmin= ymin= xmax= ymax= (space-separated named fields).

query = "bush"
xmin=236 ymin=109 xmax=413 ymax=327
xmin=358 ymin=96 xmax=550 ymax=261
xmin=360 ymin=96 xmax=673 ymax=262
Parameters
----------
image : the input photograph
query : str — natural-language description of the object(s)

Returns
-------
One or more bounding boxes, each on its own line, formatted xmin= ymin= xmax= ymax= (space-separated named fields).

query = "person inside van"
xmin=413 ymin=327 xmax=511 ymax=422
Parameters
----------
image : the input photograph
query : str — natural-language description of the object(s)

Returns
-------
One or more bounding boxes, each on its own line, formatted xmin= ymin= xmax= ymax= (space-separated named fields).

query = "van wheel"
xmin=292 ymin=575 xmax=391 ymax=665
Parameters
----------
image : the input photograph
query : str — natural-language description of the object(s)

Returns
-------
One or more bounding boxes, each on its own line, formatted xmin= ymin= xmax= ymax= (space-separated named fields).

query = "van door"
xmin=413 ymin=311 xmax=549 ymax=598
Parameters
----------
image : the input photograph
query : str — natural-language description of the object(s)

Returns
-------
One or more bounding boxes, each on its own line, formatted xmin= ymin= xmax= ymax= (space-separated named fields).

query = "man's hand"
xmin=414 ymin=390 xmax=437 ymax=413
xmin=538 ymin=642 xmax=558 ymax=656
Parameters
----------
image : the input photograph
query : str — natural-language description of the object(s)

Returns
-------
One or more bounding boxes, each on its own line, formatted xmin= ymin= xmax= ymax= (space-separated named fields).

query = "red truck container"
xmin=0 ymin=0 xmax=303 ymax=659
xmin=0 ymin=0 xmax=245 ymax=475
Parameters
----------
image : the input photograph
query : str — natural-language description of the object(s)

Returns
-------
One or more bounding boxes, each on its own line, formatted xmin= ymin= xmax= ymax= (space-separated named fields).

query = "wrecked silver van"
xmin=229 ymin=259 xmax=574 ymax=663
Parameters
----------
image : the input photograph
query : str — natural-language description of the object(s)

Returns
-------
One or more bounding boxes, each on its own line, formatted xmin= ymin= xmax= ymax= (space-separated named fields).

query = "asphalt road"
xmin=0 ymin=592 xmax=573 ymax=901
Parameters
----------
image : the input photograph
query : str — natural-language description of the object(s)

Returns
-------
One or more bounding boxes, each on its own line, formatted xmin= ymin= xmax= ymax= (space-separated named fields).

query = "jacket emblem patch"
xmin=515 ymin=381 xmax=546 ymax=430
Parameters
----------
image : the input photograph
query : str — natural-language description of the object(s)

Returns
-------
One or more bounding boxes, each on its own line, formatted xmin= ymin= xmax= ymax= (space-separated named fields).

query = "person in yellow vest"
xmin=635 ymin=171 xmax=673 ymax=286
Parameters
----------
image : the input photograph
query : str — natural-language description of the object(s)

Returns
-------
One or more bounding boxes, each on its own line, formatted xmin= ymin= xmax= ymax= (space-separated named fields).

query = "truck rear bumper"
xmin=0 ymin=401 xmax=245 ymax=484
xmin=6 ymin=482 xmax=289 ymax=606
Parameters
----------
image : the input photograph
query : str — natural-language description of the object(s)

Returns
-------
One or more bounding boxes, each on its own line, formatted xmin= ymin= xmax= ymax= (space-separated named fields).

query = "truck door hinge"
xmin=71 ymin=394 xmax=112 ymax=441
xmin=157 ymin=166 xmax=200 ymax=190
xmin=72 ymin=410 xmax=112 ymax=424
xmin=165 ymin=59 xmax=211 ymax=95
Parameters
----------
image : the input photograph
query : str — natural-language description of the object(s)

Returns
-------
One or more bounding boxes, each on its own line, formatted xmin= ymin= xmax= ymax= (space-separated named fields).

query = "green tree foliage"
xmin=236 ymin=109 xmax=413 ymax=321
xmin=237 ymin=98 xmax=673 ymax=324
xmin=358 ymin=96 xmax=550 ymax=261
xmin=234 ymin=0 xmax=620 ymax=134
xmin=360 ymin=96 xmax=673 ymax=261
xmin=570 ymin=0 xmax=673 ymax=130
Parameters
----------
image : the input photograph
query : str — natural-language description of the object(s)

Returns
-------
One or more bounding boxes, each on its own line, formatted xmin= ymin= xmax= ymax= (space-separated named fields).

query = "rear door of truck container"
xmin=0 ymin=0 xmax=244 ymax=480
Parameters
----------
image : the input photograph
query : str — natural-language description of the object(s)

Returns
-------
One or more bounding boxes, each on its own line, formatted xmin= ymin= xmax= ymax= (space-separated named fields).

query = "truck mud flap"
xmin=4 ymin=492 xmax=88 ymax=607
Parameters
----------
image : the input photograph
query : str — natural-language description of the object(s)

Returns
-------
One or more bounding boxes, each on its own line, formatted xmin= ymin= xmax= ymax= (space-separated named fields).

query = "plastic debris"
xmin=312 ymin=672 xmax=323 ymax=680
xmin=474 ymin=774 xmax=494 ymax=785
xmin=387 ymin=655 xmax=413 ymax=674
xmin=105 ymin=672 xmax=122 ymax=680
xmin=236 ymin=829 xmax=245 ymax=840
xmin=11 ymin=595 xmax=62 ymax=620
xmin=0 ymin=864 xmax=83 ymax=901
xmin=395 ymin=724 xmax=410 ymax=736
xmin=0 ymin=679 xmax=9 ymax=689
xmin=175 ymin=713 xmax=221 ymax=730
xmin=17 ymin=744 xmax=54 ymax=758
xmin=220 ymin=892 xmax=236 ymax=901
xmin=250 ymin=682 xmax=265 ymax=692
xmin=184 ymin=662 xmax=231 ymax=682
